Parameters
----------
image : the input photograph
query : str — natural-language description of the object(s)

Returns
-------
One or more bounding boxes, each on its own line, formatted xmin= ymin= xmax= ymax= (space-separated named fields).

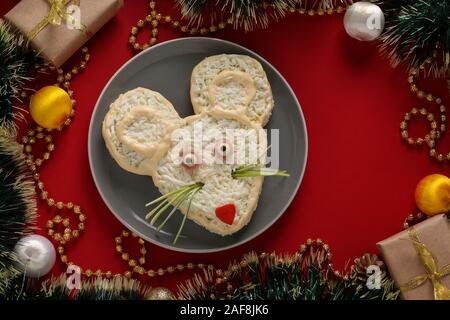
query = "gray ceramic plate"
xmin=88 ymin=37 xmax=307 ymax=253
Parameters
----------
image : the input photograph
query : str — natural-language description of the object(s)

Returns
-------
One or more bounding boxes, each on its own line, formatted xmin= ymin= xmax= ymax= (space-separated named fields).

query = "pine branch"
xmin=0 ymin=125 xmax=37 ymax=297
xmin=376 ymin=0 xmax=450 ymax=77
xmin=176 ymin=0 xmax=353 ymax=31
xmin=0 ymin=20 xmax=40 ymax=125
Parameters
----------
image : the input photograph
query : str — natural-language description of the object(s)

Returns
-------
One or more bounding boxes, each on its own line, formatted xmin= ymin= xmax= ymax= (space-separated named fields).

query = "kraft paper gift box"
xmin=4 ymin=0 xmax=123 ymax=67
xmin=377 ymin=214 xmax=450 ymax=300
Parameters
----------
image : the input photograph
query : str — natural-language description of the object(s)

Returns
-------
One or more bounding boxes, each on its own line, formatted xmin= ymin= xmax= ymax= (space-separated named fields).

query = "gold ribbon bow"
xmin=400 ymin=228 xmax=450 ymax=300
xmin=27 ymin=0 xmax=87 ymax=40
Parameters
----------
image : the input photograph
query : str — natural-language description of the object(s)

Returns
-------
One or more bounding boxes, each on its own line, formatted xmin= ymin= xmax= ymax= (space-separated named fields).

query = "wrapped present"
xmin=377 ymin=214 xmax=450 ymax=300
xmin=4 ymin=0 xmax=123 ymax=67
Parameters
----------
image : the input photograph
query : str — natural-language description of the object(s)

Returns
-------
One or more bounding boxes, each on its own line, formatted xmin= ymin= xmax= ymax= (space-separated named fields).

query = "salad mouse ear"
xmin=207 ymin=70 xmax=257 ymax=115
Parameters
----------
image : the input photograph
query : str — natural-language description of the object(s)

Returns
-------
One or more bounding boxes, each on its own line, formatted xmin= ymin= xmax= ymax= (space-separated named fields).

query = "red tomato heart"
xmin=215 ymin=203 xmax=236 ymax=225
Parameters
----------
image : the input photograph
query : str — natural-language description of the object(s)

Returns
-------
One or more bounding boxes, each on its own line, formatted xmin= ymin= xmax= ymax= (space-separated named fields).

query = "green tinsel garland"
xmin=176 ymin=0 xmax=353 ymax=31
xmin=376 ymin=0 xmax=450 ymax=78
xmin=178 ymin=249 xmax=399 ymax=300
xmin=0 ymin=125 xmax=37 ymax=297
xmin=0 ymin=20 xmax=40 ymax=125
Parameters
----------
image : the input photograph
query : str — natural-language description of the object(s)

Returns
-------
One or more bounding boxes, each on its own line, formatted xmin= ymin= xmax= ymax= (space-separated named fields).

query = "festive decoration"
xmin=0 ymin=125 xmax=37 ymax=296
xmin=129 ymin=1 xmax=351 ymax=51
xmin=147 ymin=287 xmax=174 ymax=300
xmin=179 ymin=239 xmax=399 ymax=300
xmin=215 ymin=204 xmax=236 ymax=225
xmin=14 ymin=235 xmax=56 ymax=278
xmin=415 ymin=174 xmax=450 ymax=217
xmin=343 ymin=2 xmax=384 ymax=41
xmin=376 ymin=0 xmax=450 ymax=77
xmin=0 ymin=20 xmax=40 ymax=124
xmin=4 ymin=0 xmax=123 ymax=67
xmin=378 ymin=214 xmax=450 ymax=300
xmin=29 ymin=86 xmax=73 ymax=129
xmin=176 ymin=0 xmax=353 ymax=31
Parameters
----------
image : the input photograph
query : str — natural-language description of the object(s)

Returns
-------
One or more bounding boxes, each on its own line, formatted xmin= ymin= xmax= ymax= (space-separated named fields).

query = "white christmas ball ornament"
xmin=14 ymin=235 xmax=56 ymax=278
xmin=344 ymin=2 xmax=385 ymax=41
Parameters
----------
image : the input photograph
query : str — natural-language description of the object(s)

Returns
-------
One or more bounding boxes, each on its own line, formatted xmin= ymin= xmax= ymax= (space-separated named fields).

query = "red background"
xmin=2 ymin=0 xmax=450 ymax=292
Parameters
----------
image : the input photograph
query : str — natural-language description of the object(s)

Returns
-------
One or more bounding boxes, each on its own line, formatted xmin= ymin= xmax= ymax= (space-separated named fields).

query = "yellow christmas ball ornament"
xmin=415 ymin=174 xmax=450 ymax=216
xmin=30 ymin=86 xmax=72 ymax=129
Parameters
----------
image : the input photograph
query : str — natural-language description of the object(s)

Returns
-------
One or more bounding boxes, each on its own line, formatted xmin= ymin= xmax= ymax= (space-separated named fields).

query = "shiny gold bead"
xmin=124 ymin=271 xmax=132 ymax=278
xmin=167 ymin=266 xmax=175 ymax=273
xmin=115 ymin=237 xmax=122 ymax=244
xmin=62 ymin=218 xmax=70 ymax=227
xmin=60 ymin=255 xmax=68 ymax=263
xmin=41 ymin=191 xmax=48 ymax=200
xmin=417 ymin=91 xmax=425 ymax=98
xmin=151 ymin=20 xmax=158 ymax=28
xmin=37 ymin=181 xmax=44 ymax=189
xmin=47 ymin=198 xmax=55 ymax=206
xmin=63 ymin=233 xmax=71 ymax=241
xmin=148 ymin=270 xmax=155 ymax=277
xmin=426 ymin=94 xmax=434 ymax=101
xmin=57 ymin=246 xmax=64 ymax=254
xmin=437 ymin=154 xmax=444 ymax=162
xmin=446 ymin=153 xmax=450 ymax=161
xmin=22 ymin=136 xmax=29 ymax=144
xmin=43 ymin=152 xmax=50 ymax=160
xmin=431 ymin=121 xmax=437 ymax=129
xmin=426 ymin=113 xmax=434 ymax=121
xmin=140 ymin=247 xmax=147 ymax=255
xmin=149 ymin=1 xmax=156 ymax=9
xmin=440 ymin=105 xmax=446 ymax=113
xmin=336 ymin=6 xmax=344 ymax=13
xmin=410 ymin=84 xmax=418 ymax=92
xmin=407 ymin=76 xmax=414 ymax=83
xmin=190 ymin=27 xmax=198 ymax=35
xmin=129 ymin=36 xmax=136 ymax=43
xmin=85 ymin=269 xmax=92 ymax=277
xmin=441 ymin=124 xmax=446 ymax=131
xmin=157 ymin=268 xmax=165 ymax=276
xmin=218 ymin=22 xmax=226 ymax=29
xmin=419 ymin=108 xmax=427 ymax=115
xmin=79 ymin=214 xmax=86 ymax=222
xmin=73 ymin=205 xmax=81 ymax=214
xmin=35 ymin=158 xmax=43 ymax=166
xmin=71 ymin=67 xmax=79 ymax=74
xmin=45 ymin=135 xmax=52 ymax=143
xmin=436 ymin=98 xmax=442 ymax=104
xmin=428 ymin=140 xmax=435 ymax=148
xmin=400 ymin=121 xmax=407 ymax=130
xmin=407 ymin=137 xmax=415 ymax=145
xmin=416 ymin=138 xmax=424 ymax=146
xmin=164 ymin=16 xmax=172 ymax=23
xmin=78 ymin=222 xmax=85 ymax=230
xmin=133 ymin=43 xmax=140 ymax=50
xmin=200 ymin=28 xmax=208 ymax=35
xmin=72 ymin=230 xmax=79 ymax=238
xmin=149 ymin=37 xmax=156 ymax=45
xmin=137 ymin=20 xmax=145 ymax=27
xmin=156 ymin=13 xmax=162 ymax=20
xmin=121 ymin=253 xmax=129 ymax=261
xmin=145 ymin=14 xmax=152 ymax=22
xmin=139 ymin=257 xmax=145 ymax=265
xmin=176 ymin=264 xmax=184 ymax=271
xmin=24 ymin=145 xmax=32 ymax=153
xmin=307 ymin=9 xmax=315 ymax=16
xmin=299 ymin=8 xmax=306 ymax=14
xmin=46 ymin=220 xmax=54 ymax=228
xmin=441 ymin=115 xmax=446 ymax=122
xmin=210 ymin=25 xmax=217 ymax=32
xmin=115 ymin=245 xmax=122 ymax=253
xmin=105 ymin=271 xmax=112 ymax=278
xmin=138 ymin=238 xmax=145 ymax=245
xmin=54 ymin=233 xmax=62 ymax=241
xmin=430 ymin=149 xmax=437 ymax=157
xmin=318 ymin=9 xmax=324 ymax=15
xmin=48 ymin=229 xmax=54 ymax=236
xmin=47 ymin=144 xmax=55 ymax=151
xmin=66 ymin=202 xmax=74 ymax=209
xmin=171 ymin=21 xmax=179 ymax=28
xmin=56 ymin=202 xmax=65 ymax=210
xmin=128 ymin=259 xmax=137 ymax=267
xmin=152 ymin=28 xmax=158 ymax=37
xmin=180 ymin=25 xmax=188 ymax=32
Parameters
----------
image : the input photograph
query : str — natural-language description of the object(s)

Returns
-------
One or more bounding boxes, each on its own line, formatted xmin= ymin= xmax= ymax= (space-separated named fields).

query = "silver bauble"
xmin=14 ymin=235 xmax=56 ymax=278
xmin=344 ymin=2 xmax=385 ymax=41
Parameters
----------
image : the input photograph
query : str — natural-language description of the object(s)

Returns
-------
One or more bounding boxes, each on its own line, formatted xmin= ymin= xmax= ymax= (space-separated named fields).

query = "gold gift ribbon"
xmin=27 ymin=0 xmax=88 ymax=40
xmin=400 ymin=228 xmax=450 ymax=300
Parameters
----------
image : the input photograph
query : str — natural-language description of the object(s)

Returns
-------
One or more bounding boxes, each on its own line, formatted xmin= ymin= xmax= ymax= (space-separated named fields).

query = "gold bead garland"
xmin=128 ymin=1 xmax=349 ymax=52
xmin=400 ymin=58 xmax=449 ymax=163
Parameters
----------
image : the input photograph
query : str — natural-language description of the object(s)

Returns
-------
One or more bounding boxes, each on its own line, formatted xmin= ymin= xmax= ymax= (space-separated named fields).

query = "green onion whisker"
xmin=173 ymin=187 xmax=201 ymax=244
